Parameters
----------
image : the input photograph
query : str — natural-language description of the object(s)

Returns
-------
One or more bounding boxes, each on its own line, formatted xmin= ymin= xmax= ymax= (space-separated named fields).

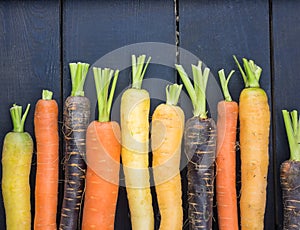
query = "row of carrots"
xmin=1 ymin=54 xmax=298 ymax=230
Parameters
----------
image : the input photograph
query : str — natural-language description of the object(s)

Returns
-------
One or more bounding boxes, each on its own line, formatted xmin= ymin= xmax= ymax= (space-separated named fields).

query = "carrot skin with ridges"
xmin=280 ymin=110 xmax=300 ymax=229
xmin=34 ymin=97 xmax=59 ymax=230
xmin=216 ymin=101 xmax=238 ymax=230
xmin=176 ymin=61 xmax=215 ymax=229
xmin=82 ymin=66 xmax=120 ymax=229
xmin=121 ymin=88 xmax=154 ymax=229
xmin=152 ymin=102 xmax=184 ymax=230
xmin=121 ymin=54 xmax=153 ymax=229
xmin=185 ymin=117 xmax=216 ymax=230
xmin=239 ymin=88 xmax=270 ymax=229
xmin=2 ymin=132 xmax=33 ymax=230
xmin=233 ymin=56 xmax=270 ymax=230
xmin=59 ymin=96 xmax=90 ymax=230
xmin=2 ymin=104 xmax=33 ymax=230
xmin=82 ymin=121 xmax=120 ymax=230
xmin=280 ymin=161 xmax=300 ymax=230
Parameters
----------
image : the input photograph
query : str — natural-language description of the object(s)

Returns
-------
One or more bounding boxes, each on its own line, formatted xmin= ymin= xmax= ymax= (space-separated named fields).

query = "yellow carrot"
xmin=234 ymin=56 xmax=270 ymax=230
xmin=120 ymin=54 xmax=154 ymax=230
xmin=2 ymin=104 xmax=33 ymax=230
xmin=152 ymin=84 xmax=184 ymax=230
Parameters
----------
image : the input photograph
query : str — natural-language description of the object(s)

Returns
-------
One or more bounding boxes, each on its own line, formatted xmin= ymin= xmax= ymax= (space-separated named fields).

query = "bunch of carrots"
xmin=176 ymin=56 xmax=270 ymax=230
xmin=1 ymin=54 xmax=274 ymax=230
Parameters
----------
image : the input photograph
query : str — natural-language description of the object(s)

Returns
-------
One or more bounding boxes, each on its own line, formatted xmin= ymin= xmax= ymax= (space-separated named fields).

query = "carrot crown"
xmin=69 ymin=62 xmax=90 ymax=96
xmin=282 ymin=110 xmax=300 ymax=161
xmin=10 ymin=103 xmax=30 ymax=133
xmin=131 ymin=54 xmax=151 ymax=89
xmin=175 ymin=61 xmax=210 ymax=119
xmin=233 ymin=55 xmax=262 ymax=88
xmin=166 ymin=84 xmax=183 ymax=106
xmin=42 ymin=89 xmax=53 ymax=100
xmin=218 ymin=69 xmax=235 ymax=102
xmin=93 ymin=67 xmax=119 ymax=122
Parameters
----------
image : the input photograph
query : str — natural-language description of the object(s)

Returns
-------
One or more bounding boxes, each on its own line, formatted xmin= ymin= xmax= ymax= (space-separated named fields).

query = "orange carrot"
xmin=216 ymin=70 xmax=239 ymax=230
xmin=234 ymin=56 xmax=270 ymax=230
xmin=82 ymin=67 xmax=120 ymax=230
xmin=34 ymin=90 xmax=59 ymax=230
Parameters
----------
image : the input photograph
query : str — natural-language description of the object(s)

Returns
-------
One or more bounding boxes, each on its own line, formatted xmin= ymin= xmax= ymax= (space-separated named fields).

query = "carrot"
xmin=234 ymin=55 xmax=270 ymax=230
xmin=280 ymin=110 xmax=300 ymax=230
xmin=120 ymin=54 xmax=154 ymax=229
xmin=216 ymin=69 xmax=239 ymax=230
xmin=151 ymin=84 xmax=184 ymax=230
xmin=59 ymin=62 xmax=90 ymax=230
xmin=34 ymin=90 xmax=59 ymax=230
xmin=82 ymin=67 xmax=121 ymax=230
xmin=176 ymin=61 xmax=217 ymax=230
xmin=2 ymin=103 xmax=33 ymax=230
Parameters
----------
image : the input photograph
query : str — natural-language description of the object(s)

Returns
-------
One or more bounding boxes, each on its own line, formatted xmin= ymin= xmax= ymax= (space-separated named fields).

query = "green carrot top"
xmin=42 ymin=90 xmax=53 ymax=100
xmin=166 ymin=84 xmax=182 ymax=106
xmin=175 ymin=61 xmax=210 ymax=119
xmin=10 ymin=103 xmax=30 ymax=133
xmin=233 ymin=55 xmax=262 ymax=88
xmin=131 ymin=54 xmax=151 ymax=89
xmin=218 ymin=69 xmax=235 ymax=102
xmin=93 ymin=67 xmax=119 ymax=122
xmin=69 ymin=62 xmax=90 ymax=96
xmin=282 ymin=110 xmax=300 ymax=161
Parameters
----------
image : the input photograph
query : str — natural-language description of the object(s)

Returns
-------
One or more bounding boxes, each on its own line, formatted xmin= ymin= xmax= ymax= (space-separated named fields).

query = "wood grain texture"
xmin=0 ymin=0 xmax=60 ymax=228
xmin=179 ymin=0 xmax=274 ymax=229
xmin=62 ymin=1 xmax=176 ymax=229
xmin=272 ymin=0 xmax=300 ymax=228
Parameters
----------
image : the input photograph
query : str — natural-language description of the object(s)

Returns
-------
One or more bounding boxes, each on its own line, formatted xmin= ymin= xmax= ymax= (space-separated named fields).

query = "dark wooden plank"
xmin=0 ymin=1 xmax=61 ymax=228
xmin=63 ymin=1 xmax=176 ymax=229
xmin=272 ymin=1 xmax=300 ymax=228
xmin=179 ymin=0 xmax=273 ymax=229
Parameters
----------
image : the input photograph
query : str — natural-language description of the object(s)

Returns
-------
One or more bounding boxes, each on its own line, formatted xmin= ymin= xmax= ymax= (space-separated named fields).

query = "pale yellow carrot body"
xmin=152 ymin=103 xmax=184 ymax=230
xmin=121 ymin=88 xmax=154 ymax=230
xmin=2 ymin=132 xmax=33 ymax=230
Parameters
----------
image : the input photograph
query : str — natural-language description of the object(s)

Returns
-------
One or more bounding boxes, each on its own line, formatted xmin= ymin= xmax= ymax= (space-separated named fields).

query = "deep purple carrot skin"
xmin=59 ymin=96 xmax=90 ymax=230
xmin=185 ymin=116 xmax=217 ymax=230
xmin=280 ymin=160 xmax=300 ymax=230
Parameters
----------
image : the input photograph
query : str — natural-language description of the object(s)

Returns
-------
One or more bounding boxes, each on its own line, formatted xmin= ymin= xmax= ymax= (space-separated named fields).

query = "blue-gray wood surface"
xmin=273 ymin=1 xmax=300 ymax=229
xmin=0 ymin=0 xmax=297 ymax=229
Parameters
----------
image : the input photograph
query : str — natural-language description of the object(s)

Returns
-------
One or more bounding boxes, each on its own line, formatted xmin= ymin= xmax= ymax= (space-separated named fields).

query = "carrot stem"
xmin=282 ymin=110 xmax=300 ymax=161
xmin=42 ymin=90 xmax=53 ymax=100
xmin=93 ymin=67 xmax=119 ymax=122
xmin=69 ymin=62 xmax=90 ymax=96
xmin=218 ymin=69 xmax=235 ymax=102
xmin=10 ymin=104 xmax=30 ymax=133
xmin=166 ymin=84 xmax=182 ymax=106
xmin=233 ymin=55 xmax=262 ymax=88
xmin=175 ymin=61 xmax=210 ymax=118
xmin=131 ymin=54 xmax=151 ymax=89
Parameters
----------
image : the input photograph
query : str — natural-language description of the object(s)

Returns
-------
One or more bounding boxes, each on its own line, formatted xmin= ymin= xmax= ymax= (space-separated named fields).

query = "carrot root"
xmin=239 ymin=88 xmax=270 ymax=229
xmin=152 ymin=103 xmax=184 ymax=230
xmin=34 ymin=98 xmax=59 ymax=230
xmin=216 ymin=101 xmax=238 ymax=230
xmin=185 ymin=117 xmax=216 ymax=230
xmin=59 ymin=96 xmax=90 ymax=230
xmin=280 ymin=160 xmax=300 ymax=230
xmin=82 ymin=121 xmax=121 ymax=230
